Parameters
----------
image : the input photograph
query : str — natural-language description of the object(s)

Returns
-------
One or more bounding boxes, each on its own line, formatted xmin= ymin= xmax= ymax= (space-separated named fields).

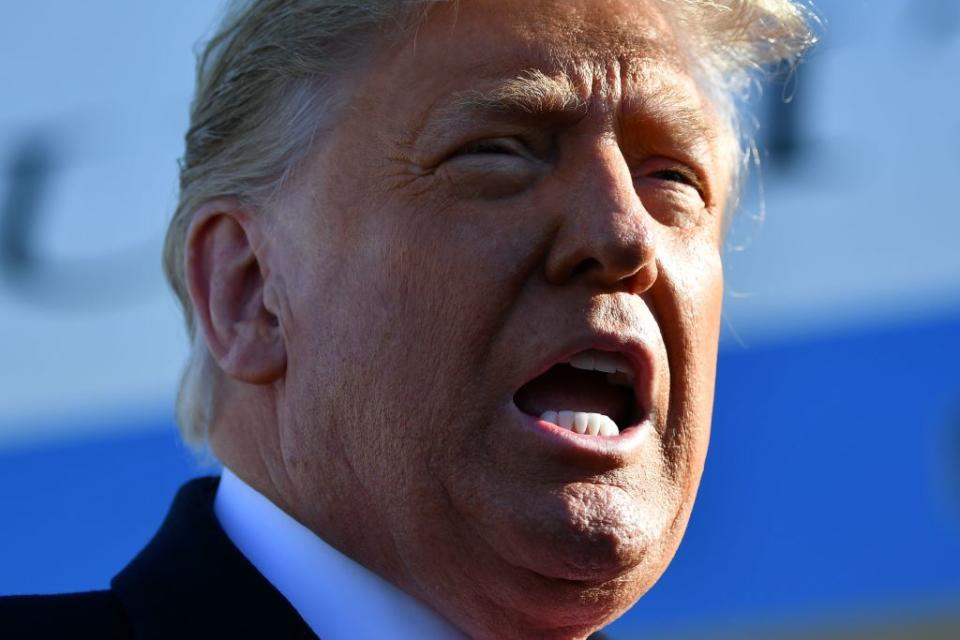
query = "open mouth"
xmin=512 ymin=349 xmax=642 ymax=437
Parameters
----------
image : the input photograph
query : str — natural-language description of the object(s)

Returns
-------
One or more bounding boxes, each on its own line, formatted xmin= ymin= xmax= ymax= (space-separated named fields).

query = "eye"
xmin=441 ymin=136 xmax=541 ymax=199
xmin=457 ymin=137 xmax=531 ymax=158
xmin=647 ymin=166 xmax=704 ymax=195
xmin=634 ymin=159 xmax=710 ymax=228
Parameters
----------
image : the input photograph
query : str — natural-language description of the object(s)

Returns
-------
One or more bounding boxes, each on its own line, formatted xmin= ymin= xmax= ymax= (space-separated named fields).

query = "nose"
xmin=543 ymin=142 xmax=658 ymax=295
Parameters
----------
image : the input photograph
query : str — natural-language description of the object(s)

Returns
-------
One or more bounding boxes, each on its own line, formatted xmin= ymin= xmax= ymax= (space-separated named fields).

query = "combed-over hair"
xmin=163 ymin=0 xmax=818 ymax=445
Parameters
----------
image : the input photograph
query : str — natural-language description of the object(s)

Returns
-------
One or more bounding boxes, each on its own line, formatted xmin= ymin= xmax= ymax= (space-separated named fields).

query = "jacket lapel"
xmin=111 ymin=476 xmax=317 ymax=639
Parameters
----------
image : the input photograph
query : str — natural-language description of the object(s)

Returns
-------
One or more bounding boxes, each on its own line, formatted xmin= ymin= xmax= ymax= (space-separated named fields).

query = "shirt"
xmin=214 ymin=467 xmax=467 ymax=640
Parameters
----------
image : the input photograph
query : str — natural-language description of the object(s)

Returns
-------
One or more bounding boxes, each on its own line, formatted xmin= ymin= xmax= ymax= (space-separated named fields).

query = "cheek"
xmin=663 ymin=228 xmax=724 ymax=368
xmin=659 ymin=236 xmax=723 ymax=476
xmin=682 ymin=247 xmax=724 ymax=354
xmin=286 ymin=207 xmax=532 ymax=475
xmin=361 ymin=195 xmax=546 ymax=383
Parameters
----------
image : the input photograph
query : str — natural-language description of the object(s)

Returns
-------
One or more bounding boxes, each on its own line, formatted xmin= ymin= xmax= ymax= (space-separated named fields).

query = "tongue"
xmin=514 ymin=364 xmax=634 ymax=426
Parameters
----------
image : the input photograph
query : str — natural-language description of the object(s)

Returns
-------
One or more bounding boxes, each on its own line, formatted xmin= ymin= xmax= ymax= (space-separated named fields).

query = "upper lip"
xmin=511 ymin=331 xmax=656 ymax=429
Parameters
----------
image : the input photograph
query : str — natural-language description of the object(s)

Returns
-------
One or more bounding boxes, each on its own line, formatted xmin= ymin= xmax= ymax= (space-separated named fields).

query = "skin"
xmin=187 ymin=1 xmax=732 ymax=638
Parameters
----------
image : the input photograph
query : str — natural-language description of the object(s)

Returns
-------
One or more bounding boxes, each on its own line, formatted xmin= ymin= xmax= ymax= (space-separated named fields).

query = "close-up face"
xmin=266 ymin=0 xmax=731 ymax=636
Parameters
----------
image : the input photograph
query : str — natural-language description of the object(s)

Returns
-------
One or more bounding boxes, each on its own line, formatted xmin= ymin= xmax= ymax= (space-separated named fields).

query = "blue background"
xmin=2 ymin=0 xmax=959 ymax=636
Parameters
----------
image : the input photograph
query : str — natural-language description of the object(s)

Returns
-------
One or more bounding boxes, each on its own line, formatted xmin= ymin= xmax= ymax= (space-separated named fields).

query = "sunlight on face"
xmin=268 ymin=1 xmax=730 ymax=638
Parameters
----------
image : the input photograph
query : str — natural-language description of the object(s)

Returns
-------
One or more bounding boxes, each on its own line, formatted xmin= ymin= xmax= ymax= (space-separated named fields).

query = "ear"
xmin=185 ymin=199 xmax=286 ymax=385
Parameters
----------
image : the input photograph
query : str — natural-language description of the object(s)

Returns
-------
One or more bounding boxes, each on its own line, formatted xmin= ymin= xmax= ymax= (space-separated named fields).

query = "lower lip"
xmin=508 ymin=403 xmax=652 ymax=463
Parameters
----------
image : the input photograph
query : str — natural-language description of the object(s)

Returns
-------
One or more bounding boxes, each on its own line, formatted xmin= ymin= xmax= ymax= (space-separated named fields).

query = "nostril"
xmin=570 ymin=257 xmax=601 ymax=279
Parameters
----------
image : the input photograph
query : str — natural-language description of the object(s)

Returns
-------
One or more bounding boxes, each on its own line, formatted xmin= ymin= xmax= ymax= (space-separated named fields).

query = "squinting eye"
xmin=650 ymin=168 xmax=686 ymax=183
xmin=442 ymin=136 xmax=541 ymax=200
xmin=458 ymin=137 xmax=529 ymax=157
xmin=647 ymin=167 xmax=705 ymax=198
xmin=650 ymin=168 xmax=696 ymax=188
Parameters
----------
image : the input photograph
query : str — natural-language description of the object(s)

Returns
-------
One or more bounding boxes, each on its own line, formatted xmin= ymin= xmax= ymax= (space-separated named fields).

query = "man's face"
xmin=268 ymin=0 xmax=728 ymax=636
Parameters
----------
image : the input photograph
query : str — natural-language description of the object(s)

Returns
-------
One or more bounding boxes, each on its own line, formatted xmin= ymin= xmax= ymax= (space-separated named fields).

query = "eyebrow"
xmin=433 ymin=67 xmax=716 ymax=155
xmin=624 ymin=84 xmax=717 ymax=157
xmin=441 ymin=70 xmax=588 ymax=120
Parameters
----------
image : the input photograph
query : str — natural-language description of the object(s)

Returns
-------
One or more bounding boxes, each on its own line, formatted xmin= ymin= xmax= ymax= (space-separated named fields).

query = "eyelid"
xmin=458 ymin=137 xmax=533 ymax=158
xmin=641 ymin=162 xmax=706 ymax=198
xmin=657 ymin=166 xmax=701 ymax=189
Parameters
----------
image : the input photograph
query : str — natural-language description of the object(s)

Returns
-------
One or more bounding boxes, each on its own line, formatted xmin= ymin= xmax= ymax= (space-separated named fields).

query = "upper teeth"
xmin=566 ymin=350 xmax=634 ymax=387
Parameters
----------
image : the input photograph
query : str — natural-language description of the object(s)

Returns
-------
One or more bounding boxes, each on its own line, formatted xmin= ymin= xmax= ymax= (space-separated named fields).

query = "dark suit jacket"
xmin=0 ymin=476 xmax=611 ymax=639
xmin=0 ymin=477 xmax=315 ymax=638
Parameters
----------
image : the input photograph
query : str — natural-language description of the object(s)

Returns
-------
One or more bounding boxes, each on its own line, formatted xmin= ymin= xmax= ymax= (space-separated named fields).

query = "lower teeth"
xmin=539 ymin=410 xmax=618 ymax=436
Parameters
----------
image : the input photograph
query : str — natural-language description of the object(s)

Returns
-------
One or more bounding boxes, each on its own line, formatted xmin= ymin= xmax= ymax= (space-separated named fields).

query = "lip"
xmin=507 ymin=403 xmax=653 ymax=465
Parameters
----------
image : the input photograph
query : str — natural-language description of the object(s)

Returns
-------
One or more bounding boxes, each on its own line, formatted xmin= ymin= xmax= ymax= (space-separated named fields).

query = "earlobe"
xmin=185 ymin=200 xmax=287 ymax=385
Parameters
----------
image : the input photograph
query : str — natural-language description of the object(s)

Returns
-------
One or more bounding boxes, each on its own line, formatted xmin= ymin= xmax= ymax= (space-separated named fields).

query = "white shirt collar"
xmin=214 ymin=467 xmax=467 ymax=640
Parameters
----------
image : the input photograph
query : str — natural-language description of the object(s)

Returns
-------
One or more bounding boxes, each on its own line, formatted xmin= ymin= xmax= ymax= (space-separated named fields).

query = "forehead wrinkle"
xmin=427 ymin=24 xmax=699 ymax=127
xmin=426 ymin=7 xmax=686 ymax=125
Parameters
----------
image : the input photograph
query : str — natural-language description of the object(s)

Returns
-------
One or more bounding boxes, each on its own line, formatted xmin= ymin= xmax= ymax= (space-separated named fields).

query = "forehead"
xmin=443 ymin=0 xmax=680 ymax=60
xmin=491 ymin=2 xmax=679 ymax=60
xmin=417 ymin=0 xmax=681 ymax=78
xmin=358 ymin=0 xmax=723 ymax=161
xmin=367 ymin=0 xmax=690 ymax=92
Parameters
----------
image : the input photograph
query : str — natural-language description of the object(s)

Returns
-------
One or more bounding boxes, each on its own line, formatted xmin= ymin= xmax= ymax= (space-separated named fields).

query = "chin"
xmin=489 ymin=481 xmax=681 ymax=610
xmin=509 ymin=525 xmax=681 ymax=640
xmin=415 ymin=476 xmax=690 ymax=640
xmin=487 ymin=557 xmax=660 ymax=640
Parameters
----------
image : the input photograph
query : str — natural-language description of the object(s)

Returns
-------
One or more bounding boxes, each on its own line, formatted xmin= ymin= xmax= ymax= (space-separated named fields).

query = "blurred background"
xmin=1 ymin=0 xmax=958 ymax=637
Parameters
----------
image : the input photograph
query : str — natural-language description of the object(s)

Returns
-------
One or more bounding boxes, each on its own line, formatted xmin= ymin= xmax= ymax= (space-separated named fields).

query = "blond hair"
xmin=164 ymin=0 xmax=818 ymax=445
